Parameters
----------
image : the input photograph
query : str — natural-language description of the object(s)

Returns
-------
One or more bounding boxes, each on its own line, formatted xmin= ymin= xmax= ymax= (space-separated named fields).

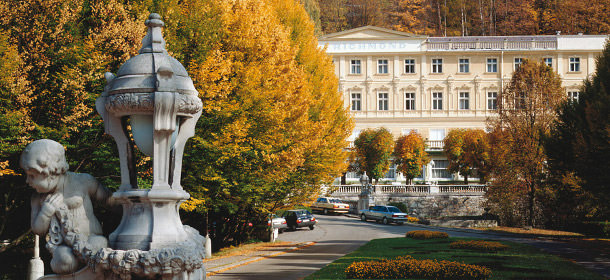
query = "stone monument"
xmin=22 ymin=13 xmax=206 ymax=280
xmin=357 ymin=172 xmax=374 ymax=213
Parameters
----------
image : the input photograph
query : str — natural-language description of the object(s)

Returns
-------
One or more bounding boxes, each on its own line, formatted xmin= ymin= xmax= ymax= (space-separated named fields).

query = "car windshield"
xmin=330 ymin=199 xmax=342 ymax=203
xmin=387 ymin=206 xmax=402 ymax=213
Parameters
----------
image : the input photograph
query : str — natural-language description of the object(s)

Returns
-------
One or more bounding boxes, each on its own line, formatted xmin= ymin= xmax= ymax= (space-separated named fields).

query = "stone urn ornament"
xmin=23 ymin=13 xmax=206 ymax=280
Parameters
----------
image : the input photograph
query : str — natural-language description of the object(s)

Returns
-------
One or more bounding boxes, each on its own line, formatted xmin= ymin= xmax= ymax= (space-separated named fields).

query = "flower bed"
xmin=345 ymin=255 xmax=491 ymax=280
xmin=405 ymin=230 xmax=449 ymax=239
xmin=450 ymin=240 xmax=509 ymax=251
xmin=407 ymin=216 xmax=420 ymax=223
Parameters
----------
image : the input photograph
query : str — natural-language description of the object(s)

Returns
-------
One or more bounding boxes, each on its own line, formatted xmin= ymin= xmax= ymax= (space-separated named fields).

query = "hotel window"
xmin=383 ymin=164 xmax=397 ymax=179
xmin=429 ymin=129 xmax=446 ymax=141
xmin=569 ymin=57 xmax=581 ymax=72
xmin=378 ymin=92 xmax=389 ymax=111
xmin=432 ymin=92 xmax=443 ymax=110
xmin=432 ymin=160 xmax=452 ymax=179
xmin=351 ymin=92 xmax=361 ymax=111
xmin=378 ymin=59 xmax=389 ymax=74
xmin=568 ymin=91 xmax=580 ymax=102
xmin=350 ymin=59 xmax=361 ymax=74
xmin=432 ymin=58 xmax=443 ymax=73
xmin=459 ymin=58 xmax=470 ymax=73
xmin=487 ymin=58 xmax=498 ymax=73
xmin=401 ymin=128 xmax=418 ymax=135
xmin=404 ymin=59 xmax=416 ymax=73
xmin=459 ymin=92 xmax=470 ymax=110
xmin=405 ymin=92 xmax=415 ymax=110
xmin=544 ymin=57 xmax=553 ymax=68
xmin=514 ymin=57 xmax=523 ymax=70
xmin=487 ymin=92 xmax=498 ymax=110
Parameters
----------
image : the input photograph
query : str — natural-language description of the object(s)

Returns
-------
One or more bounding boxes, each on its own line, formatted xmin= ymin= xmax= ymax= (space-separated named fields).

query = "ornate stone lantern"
xmin=95 ymin=13 xmax=205 ymax=279
xmin=357 ymin=172 xmax=373 ymax=212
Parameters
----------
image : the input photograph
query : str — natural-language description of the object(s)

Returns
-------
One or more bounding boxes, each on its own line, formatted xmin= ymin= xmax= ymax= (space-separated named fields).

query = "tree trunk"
xmin=464 ymin=175 xmax=469 ymax=184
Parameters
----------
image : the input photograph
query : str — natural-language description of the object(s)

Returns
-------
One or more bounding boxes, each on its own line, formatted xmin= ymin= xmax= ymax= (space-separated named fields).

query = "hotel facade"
xmin=320 ymin=26 xmax=607 ymax=183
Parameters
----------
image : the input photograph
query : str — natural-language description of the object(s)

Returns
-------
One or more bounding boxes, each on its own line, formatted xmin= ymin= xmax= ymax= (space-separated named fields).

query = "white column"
xmin=394 ymin=55 xmax=401 ymax=78
xmin=339 ymin=56 xmax=346 ymax=79
xmin=392 ymin=79 xmax=400 ymax=111
xmin=367 ymin=56 xmax=373 ymax=77
xmin=419 ymin=78 xmax=427 ymax=110
xmin=557 ymin=52 xmax=564 ymax=77
xmin=588 ymin=52 xmax=595 ymax=76
xmin=421 ymin=54 xmax=427 ymax=76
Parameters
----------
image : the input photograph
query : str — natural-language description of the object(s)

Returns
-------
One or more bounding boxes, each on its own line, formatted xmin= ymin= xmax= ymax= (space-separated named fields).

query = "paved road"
xmin=208 ymin=215 xmax=609 ymax=279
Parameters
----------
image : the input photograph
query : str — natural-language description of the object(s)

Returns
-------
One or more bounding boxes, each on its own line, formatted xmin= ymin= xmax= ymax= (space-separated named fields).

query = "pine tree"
xmin=547 ymin=41 xmax=610 ymax=220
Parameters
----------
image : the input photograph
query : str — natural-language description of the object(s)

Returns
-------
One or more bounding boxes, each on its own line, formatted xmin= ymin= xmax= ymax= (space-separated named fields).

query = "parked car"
xmin=311 ymin=197 xmax=350 ymax=215
xmin=359 ymin=205 xmax=409 ymax=225
xmin=268 ymin=214 xmax=287 ymax=233
xmin=283 ymin=209 xmax=316 ymax=230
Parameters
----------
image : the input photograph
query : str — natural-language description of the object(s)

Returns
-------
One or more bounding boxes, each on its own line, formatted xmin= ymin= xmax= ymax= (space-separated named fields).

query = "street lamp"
xmin=95 ymin=13 xmax=205 ymax=278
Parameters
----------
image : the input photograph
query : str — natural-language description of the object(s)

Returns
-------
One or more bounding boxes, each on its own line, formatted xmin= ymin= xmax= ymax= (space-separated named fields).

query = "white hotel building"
xmin=320 ymin=26 xmax=607 ymax=183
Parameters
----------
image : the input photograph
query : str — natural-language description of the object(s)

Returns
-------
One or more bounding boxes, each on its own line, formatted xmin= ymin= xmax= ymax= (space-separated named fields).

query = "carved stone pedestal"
xmin=110 ymin=190 xmax=191 ymax=250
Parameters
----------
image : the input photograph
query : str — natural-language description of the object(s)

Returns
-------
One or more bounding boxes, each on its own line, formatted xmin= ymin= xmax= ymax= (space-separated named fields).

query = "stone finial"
xmin=139 ymin=13 xmax=167 ymax=54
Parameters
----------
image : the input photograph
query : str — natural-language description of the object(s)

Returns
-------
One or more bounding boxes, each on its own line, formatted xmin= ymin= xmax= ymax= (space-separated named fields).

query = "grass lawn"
xmin=304 ymin=237 xmax=606 ymax=280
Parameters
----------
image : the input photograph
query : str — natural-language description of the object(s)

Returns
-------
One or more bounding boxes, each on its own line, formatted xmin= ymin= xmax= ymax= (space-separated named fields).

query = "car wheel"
xmin=278 ymin=229 xmax=284 ymax=233
xmin=382 ymin=217 xmax=389 ymax=225
xmin=309 ymin=225 xmax=315 ymax=230
xmin=360 ymin=214 xmax=367 ymax=221
xmin=323 ymin=209 xmax=328 ymax=215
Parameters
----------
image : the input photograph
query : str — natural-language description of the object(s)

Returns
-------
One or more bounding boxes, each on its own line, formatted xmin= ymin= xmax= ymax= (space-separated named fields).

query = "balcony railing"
xmin=426 ymin=37 xmax=557 ymax=51
xmin=331 ymin=184 xmax=487 ymax=194
xmin=426 ymin=140 xmax=444 ymax=150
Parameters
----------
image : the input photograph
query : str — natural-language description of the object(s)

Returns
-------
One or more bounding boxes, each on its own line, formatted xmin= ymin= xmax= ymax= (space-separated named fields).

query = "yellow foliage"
xmin=405 ymin=230 xmax=449 ymax=239
xmin=180 ymin=197 xmax=206 ymax=212
xmin=345 ymin=255 xmax=491 ymax=279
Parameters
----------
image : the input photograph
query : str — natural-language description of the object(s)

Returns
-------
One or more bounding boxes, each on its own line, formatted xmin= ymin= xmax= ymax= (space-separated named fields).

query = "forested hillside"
xmin=314 ymin=0 xmax=610 ymax=36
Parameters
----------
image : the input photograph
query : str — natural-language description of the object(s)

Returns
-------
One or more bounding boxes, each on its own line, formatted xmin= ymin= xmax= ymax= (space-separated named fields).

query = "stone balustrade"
xmin=330 ymin=184 xmax=487 ymax=194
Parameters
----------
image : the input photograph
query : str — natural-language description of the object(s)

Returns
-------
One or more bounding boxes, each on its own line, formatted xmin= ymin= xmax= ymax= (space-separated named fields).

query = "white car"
xmin=311 ymin=197 xmax=350 ymax=215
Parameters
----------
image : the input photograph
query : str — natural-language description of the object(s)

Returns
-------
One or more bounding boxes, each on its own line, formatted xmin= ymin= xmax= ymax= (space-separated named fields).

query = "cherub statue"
xmin=21 ymin=139 xmax=112 ymax=274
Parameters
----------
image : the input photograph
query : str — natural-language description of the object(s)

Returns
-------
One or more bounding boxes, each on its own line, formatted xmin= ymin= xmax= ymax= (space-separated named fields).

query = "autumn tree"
xmin=317 ymin=0 xmax=348 ymax=33
xmin=345 ymin=0 xmax=391 ymax=29
xmin=352 ymin=128 xmax=394 ymax=183
xmin=155 ymin=0 xmax=352 ymax=247
xmin=393 ymin=131 xmax=430 ymax=184
xmin=443 ymin=128 xmax=490 ymax=184
xmin=301 ymin=0 xmax=323 ymax=35
xmin=546 ymin=41 xmax=610 ymax=221
xmin=0 ymin=0 xmax=145 ymax=276
xmin=486 ymin=59 xmax=564 ymax=227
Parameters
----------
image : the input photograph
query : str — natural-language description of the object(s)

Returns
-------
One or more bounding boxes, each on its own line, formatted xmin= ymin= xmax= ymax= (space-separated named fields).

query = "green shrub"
xmin=345 ymin=255 xmax=491 ymax=280
xmin=450 ymin=240 xmax=509 ymax=251
xmin=406 ymin=230 xmax=449 ymax=239
xmin=388 ymin=202 xmax=408 ymax=213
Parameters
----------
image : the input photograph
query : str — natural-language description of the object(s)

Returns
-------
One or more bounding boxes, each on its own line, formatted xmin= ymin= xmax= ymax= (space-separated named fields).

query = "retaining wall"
xmin=329 ymin=184 xmax=487 ymax=217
